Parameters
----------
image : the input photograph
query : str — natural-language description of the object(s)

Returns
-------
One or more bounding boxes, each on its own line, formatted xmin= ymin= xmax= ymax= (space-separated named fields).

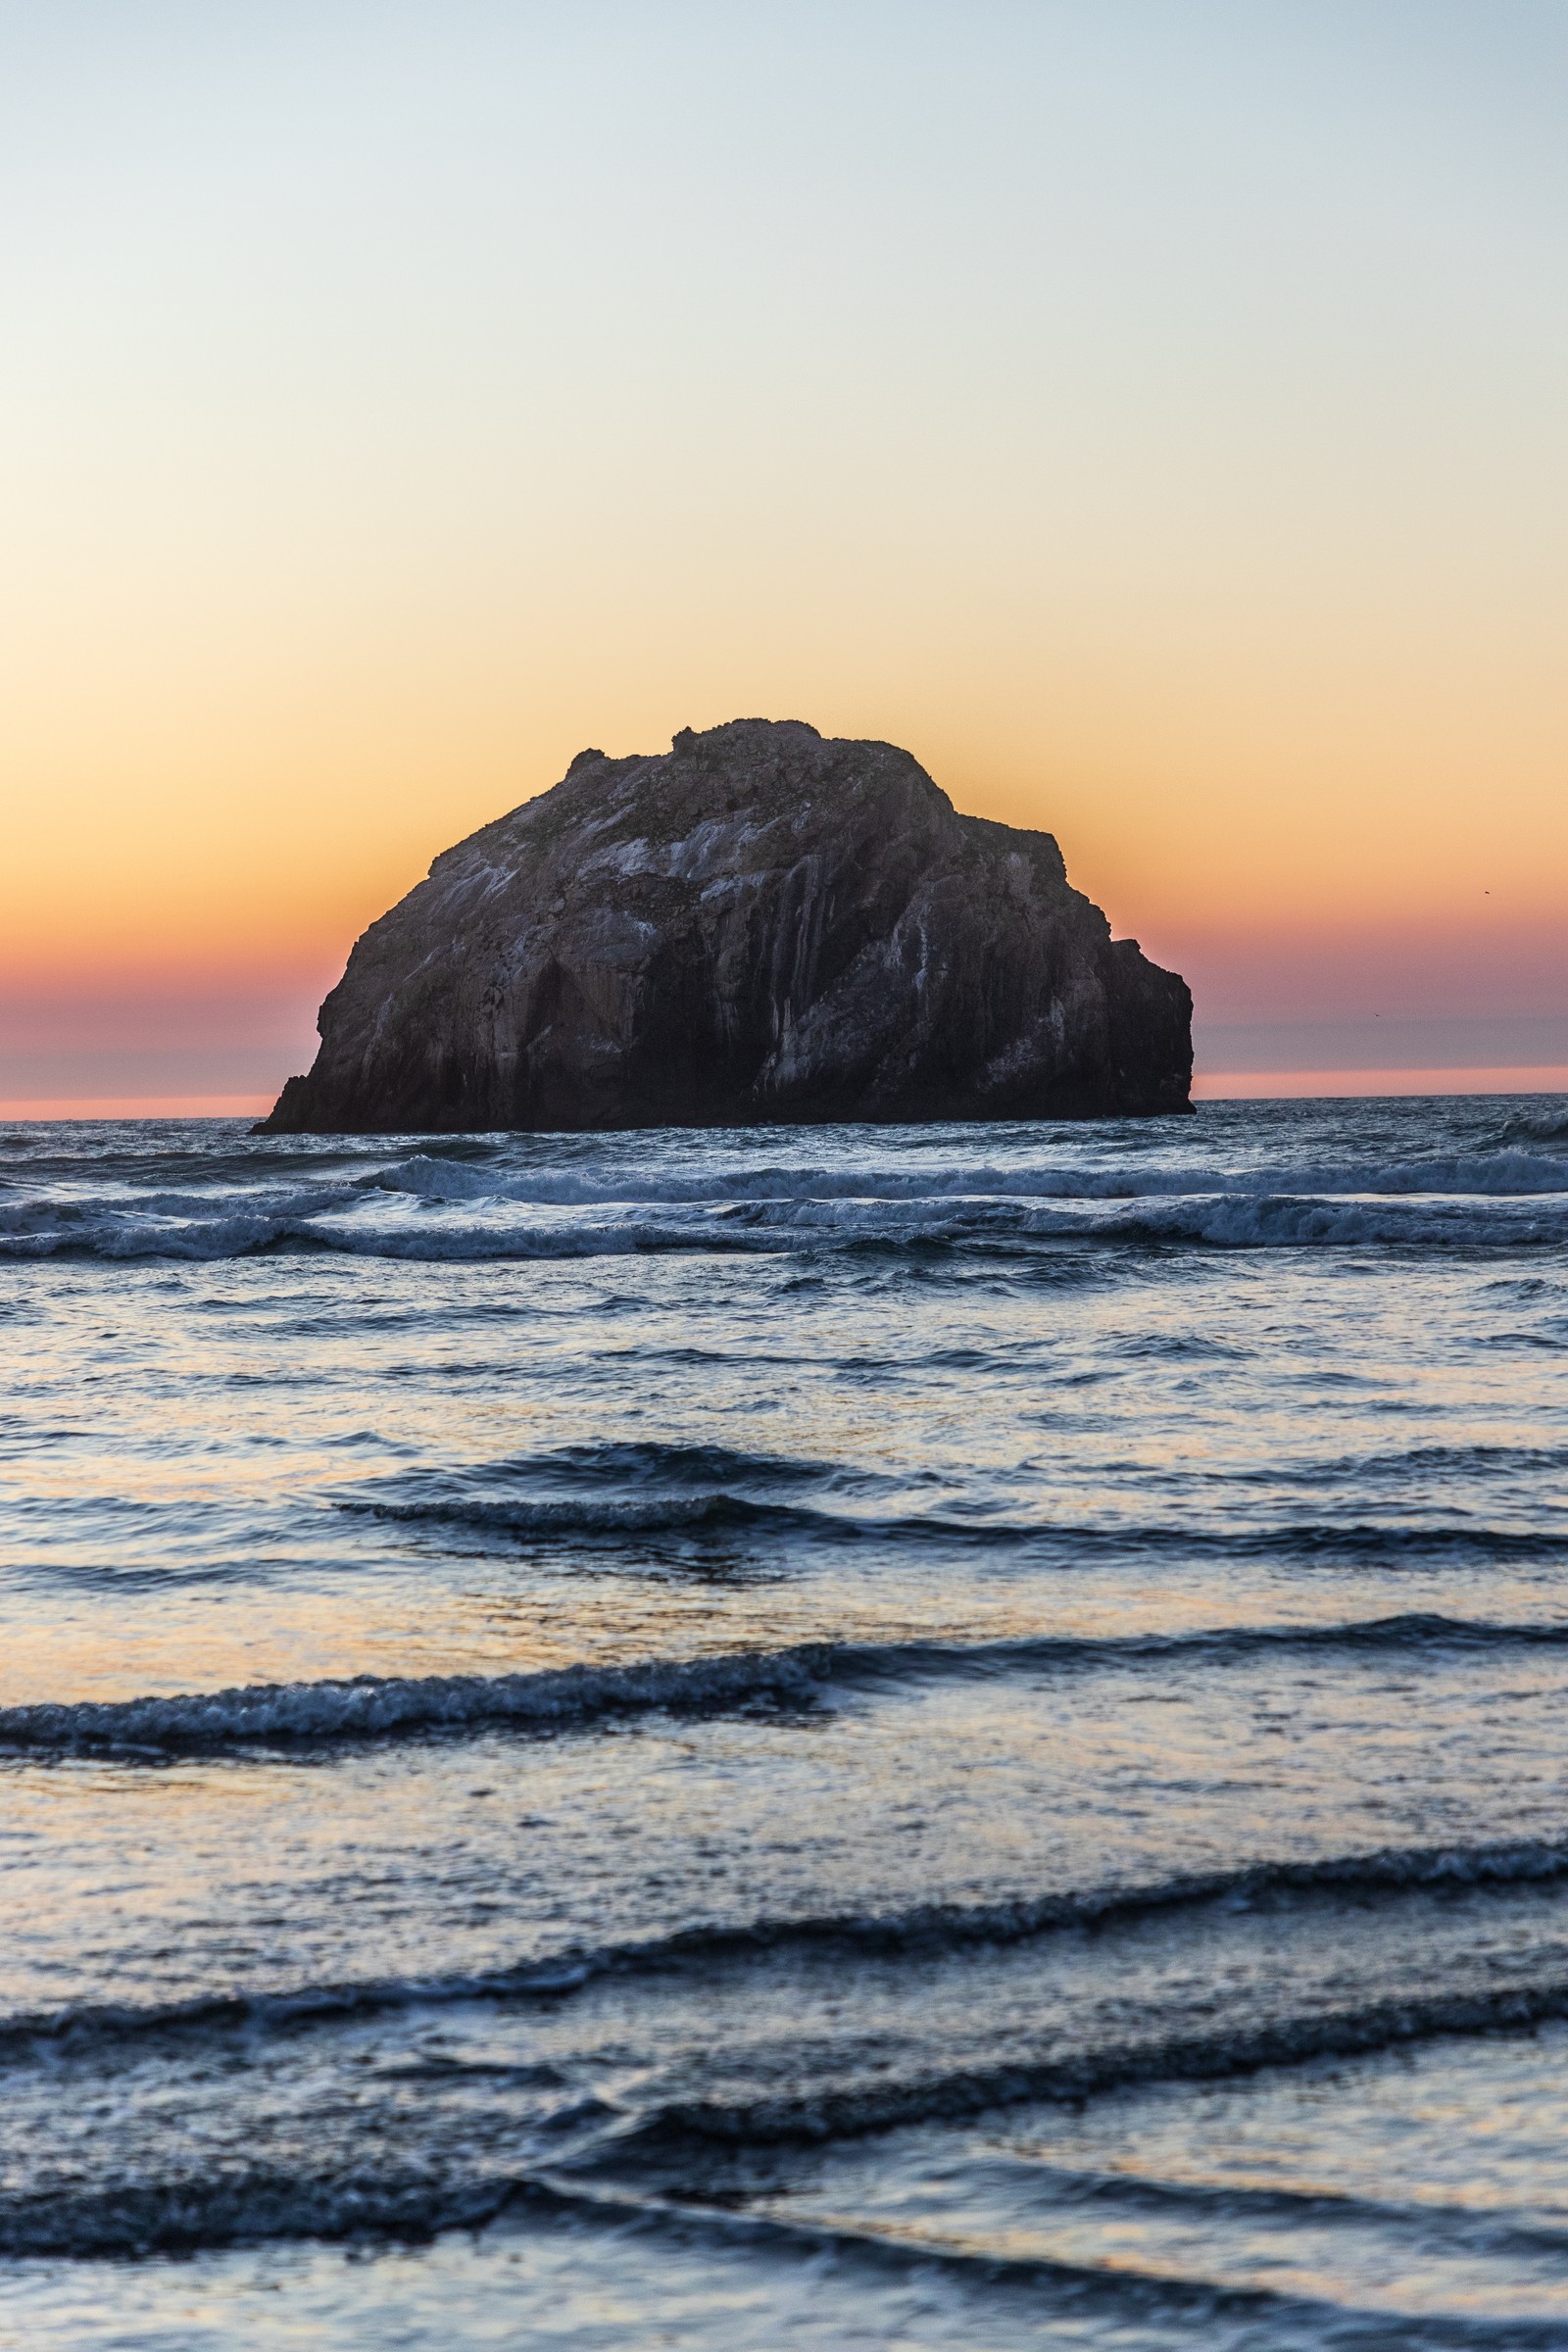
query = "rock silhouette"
xmin=259 ymin=719 xmax=1192 ymax=1133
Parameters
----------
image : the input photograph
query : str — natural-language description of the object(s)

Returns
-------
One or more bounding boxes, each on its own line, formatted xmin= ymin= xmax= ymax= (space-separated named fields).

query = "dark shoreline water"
xmin=4 ymin=1098 xmax=1568 ymax=2346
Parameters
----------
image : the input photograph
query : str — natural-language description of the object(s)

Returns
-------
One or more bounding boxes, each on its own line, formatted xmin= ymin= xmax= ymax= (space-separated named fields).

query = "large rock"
xmin=260 ymin=719 xmax=1192 ymax=1133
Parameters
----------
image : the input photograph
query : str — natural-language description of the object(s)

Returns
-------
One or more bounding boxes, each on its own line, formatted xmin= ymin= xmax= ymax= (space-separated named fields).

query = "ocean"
xmin=4 ymin=1095 xmax=1568 ymax=2348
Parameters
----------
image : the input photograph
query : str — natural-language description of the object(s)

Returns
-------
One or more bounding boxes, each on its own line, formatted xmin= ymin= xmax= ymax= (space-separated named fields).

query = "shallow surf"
xmin=4 ymin=1096 xmax=1568 ymax=2345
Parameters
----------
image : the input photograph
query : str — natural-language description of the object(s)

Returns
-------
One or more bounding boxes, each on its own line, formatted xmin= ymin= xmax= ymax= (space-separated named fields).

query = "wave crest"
xmin=8 ymin=1613 xmax=1568 ymax=1758
xmin=10 ymin=1832 xmax=1568 ymax=2066
xmin=8 ymin=1128 xmax=1568 ymax=1259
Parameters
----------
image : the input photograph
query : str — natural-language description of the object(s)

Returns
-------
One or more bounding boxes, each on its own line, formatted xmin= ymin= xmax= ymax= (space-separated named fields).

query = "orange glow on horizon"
xmin=8 ymin=693 xmax=1567 ymax=987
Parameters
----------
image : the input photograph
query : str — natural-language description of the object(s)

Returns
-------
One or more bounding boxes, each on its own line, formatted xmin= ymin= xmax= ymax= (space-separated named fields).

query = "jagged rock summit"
xmin=260 ymin=719 xmax=1192 ymax=1134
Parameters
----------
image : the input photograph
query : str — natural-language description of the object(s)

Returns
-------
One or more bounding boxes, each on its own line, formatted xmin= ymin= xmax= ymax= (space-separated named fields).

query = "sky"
xmin=2 ymin=0 xmax=1565 ymax=1113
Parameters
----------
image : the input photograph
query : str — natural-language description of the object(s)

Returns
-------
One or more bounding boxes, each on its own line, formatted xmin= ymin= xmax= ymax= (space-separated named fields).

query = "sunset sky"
xmin=3 ymin=1 xmax=1565 ymax=1113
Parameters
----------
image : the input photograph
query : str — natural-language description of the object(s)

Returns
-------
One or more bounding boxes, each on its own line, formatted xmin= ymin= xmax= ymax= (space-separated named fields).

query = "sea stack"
xmin=259 ymin=719 xmax=1193 ymax=1133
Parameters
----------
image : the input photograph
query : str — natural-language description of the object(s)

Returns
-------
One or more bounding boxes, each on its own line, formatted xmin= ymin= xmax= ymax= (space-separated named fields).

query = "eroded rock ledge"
xmin=259 ymin=719 xmax=1192 ymax=1133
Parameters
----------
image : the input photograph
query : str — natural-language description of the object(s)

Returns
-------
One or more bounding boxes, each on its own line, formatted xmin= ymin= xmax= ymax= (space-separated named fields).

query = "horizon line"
xmin=3 ymin=1069 xmax=1568 ymax=1122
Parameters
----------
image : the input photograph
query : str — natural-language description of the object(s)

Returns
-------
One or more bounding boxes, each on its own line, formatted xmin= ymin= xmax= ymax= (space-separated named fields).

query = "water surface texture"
xmin=4 ymin=1097 xmax=1568 ymax=2348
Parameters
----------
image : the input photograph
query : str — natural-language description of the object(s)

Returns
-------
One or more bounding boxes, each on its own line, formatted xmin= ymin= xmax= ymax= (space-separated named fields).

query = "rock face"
xmin=260 ymin=720 xmax=1192 ymax=1134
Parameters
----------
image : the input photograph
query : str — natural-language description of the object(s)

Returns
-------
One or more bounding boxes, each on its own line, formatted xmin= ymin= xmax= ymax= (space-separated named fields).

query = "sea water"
xmin=3 ymin=1096 xmax=1568 ymax=2348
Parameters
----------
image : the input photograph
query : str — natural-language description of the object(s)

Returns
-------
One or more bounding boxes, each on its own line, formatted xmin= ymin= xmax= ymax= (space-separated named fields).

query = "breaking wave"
xmin=614 ymin=1974 xmax=1568 ymax=2153
xmin=0 ymin=2167 xmax=534 ymax=2260
xmin=10 ymin=1831 xmax=1568 ymax=2068
xmin=362 ymin=1147 xmax=1568 ymax=1207
xmin=0 ymin=1643 xmax=848 ymax=1755
xmin=6 ymin=1613 xmax=1568 ymax=1757
xmin=7 ymin=1129 xmax=1568 ymax=1259
xmin=12 ymin=2167 xmax=1568 ymax=2348
xmin=342 ymin=1479 xmax=1568 ymax=1564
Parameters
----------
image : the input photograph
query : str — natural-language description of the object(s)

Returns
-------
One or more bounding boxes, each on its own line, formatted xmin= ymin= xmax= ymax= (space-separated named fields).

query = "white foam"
xmin=367 ymin=1148 xmax=1568 ymax=1209
xmin=7 ymin=1137 xmax=1568 ymax=1261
